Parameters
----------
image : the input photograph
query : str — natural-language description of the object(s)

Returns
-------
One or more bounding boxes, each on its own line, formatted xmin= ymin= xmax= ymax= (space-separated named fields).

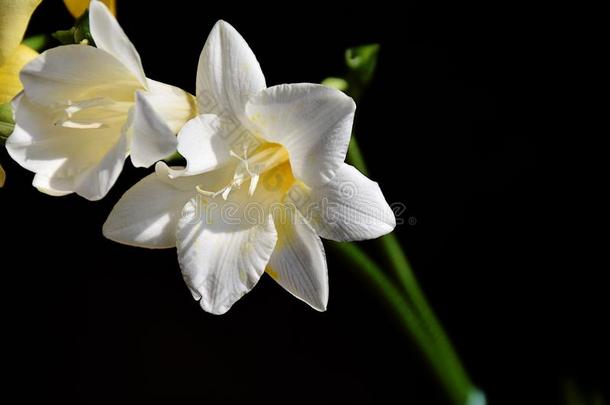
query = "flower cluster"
xmin=3 ymin=1 xmax=395 ymax=314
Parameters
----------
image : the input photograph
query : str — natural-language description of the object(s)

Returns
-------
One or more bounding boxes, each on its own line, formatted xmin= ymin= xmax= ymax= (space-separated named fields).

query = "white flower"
xmin=103 ymin=21 xmax=396 ymax=314
xmin=5 ymin=1 xmax=196 ymax=200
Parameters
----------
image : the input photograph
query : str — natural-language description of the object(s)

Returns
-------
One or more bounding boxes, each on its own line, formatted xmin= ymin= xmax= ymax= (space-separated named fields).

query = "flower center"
xmin=196 ymin=142 xmax=295 ymax=201
xmin=54 ymin=97 xmax=132 ymax=129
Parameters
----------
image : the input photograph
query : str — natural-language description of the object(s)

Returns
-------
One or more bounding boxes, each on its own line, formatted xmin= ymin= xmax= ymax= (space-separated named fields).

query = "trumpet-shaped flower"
xmin=6 ymin=1 xmax=196 ymax=200
xmin=1 ymin=0 xmax=42 ymax=188
xmin=103 ymin=21 xmax=396 ymax=314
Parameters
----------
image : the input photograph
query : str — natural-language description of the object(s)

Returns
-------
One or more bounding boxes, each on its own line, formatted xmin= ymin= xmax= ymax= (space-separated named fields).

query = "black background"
xmin=0 ymin=1 xmax=603 ymax=404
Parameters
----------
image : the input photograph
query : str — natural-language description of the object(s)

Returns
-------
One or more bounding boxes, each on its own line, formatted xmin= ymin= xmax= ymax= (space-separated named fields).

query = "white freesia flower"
xmin=5 ymin=1 xmax=196 ymax=200
xmin=103 ymin=21 xmax=396 ymax=314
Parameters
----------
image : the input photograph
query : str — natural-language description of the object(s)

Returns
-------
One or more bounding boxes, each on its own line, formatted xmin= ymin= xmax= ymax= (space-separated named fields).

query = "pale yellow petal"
xmin=64 ymin=0 xmax=116 ymax=19
xmin=0 ymin=0 xmax=41 ymax=66
xmin=0 ymin=163 xmax=5 ymax=187
xmin=0 ymin=44 xmax=38 ymax=104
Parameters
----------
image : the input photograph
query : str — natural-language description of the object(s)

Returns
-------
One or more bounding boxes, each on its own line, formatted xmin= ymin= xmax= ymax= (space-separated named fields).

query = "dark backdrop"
xmin=1 ymin=1 xmax=602 ymax=404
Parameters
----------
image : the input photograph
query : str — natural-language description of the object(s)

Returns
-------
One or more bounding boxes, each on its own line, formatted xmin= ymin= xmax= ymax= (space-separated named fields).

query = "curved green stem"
xmin=346 ymin=136 xmax=369 ymax=176
xmin=323 ymin=46 xmax=483 ymax=403
xmin=330 ymin=241 xmax=468 ymax=405
xmin=344 ymin=136 xmax=481 ymax=404
xmin=379 ymin=233 xmax=472 ymax=391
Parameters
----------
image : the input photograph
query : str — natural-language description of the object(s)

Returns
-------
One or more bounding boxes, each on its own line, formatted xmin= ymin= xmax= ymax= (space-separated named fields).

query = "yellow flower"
xmin=0 ymin=44 xmax=38 ymax=104
xmin=64 ymin=0 xmax=116 ymax=18
xmin=1 ymin=0 xmax=41 ymax=188
xmin=0 ymin=0 xmax=41 ymax=65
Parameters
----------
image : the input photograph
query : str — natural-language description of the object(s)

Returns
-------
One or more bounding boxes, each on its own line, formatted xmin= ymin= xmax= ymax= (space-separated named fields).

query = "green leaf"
xmin=22 ymin=34 xmax=51 ymax=52
xmin=0 ymin=102 xmax=15 ymax=142
xmin=73 ymin=12 xmax=95 ymax=45
xmin=52 ymin=11 xmax=95 ymax=46
xmin=345 ymin=43 xmax=380 ymax=85
xmin=321 ymin=77 xmax=349 ymax=92
xmin=52 ymin=28 xmax=76 ymax=45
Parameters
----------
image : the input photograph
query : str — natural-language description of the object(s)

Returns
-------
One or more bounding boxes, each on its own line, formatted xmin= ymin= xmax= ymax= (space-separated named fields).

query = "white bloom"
xmin=5 ymin=1 xmax=196 ymax=200
xmin=103 ymin=21 xmax=395 ymax=314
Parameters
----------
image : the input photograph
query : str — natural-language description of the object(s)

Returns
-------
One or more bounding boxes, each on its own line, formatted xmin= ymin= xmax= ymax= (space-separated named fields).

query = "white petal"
xmin=89 ymin=0 xmax=146 ymax=85
xmin=145 ymin=79 xmax=197 ymax=134
xmin=6 ymin=95 xmax=126 ymax=199
xmin=155 ymin=161 xmax=235 ymax=194
xmin=176 ymin=114 xmax=233 ymax=175
xmin=196 ymin=20 xmax=265 ymax=128
xmin=177 ymin=198 xmax=277 ymax=315
xmin=32 ymin=173 xmax=72 ymax=197
xmin=20 ymin=45 xmax=141 ymax=106
xmin=129 ymin=91 xmax=177 ymax=168
xmin=103 ymin=163 xmax=195 ymax=248
xmin=290 ymin=164 xmax=396 ymax=241
xmin=72 ymin=131 xmax=128 ymax=200
xmin=268 ymin=208 xmax=328 ymax=311
xmin=246 ymin=83 xmax=355 ymax=187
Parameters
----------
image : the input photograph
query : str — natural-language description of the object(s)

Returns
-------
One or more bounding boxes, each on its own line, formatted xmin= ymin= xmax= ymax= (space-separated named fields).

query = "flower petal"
xmin=32 ymin=173 xmax=72 ymax=196
xmin=20 ymin=45 xmax=142 ymax=106
xmin=145 ymin=79 xmax=197 ymax=134
xmin=196 ymin=20 xmax=265 ymax=128
xmin=290 ymin=164 xmax=396 ymax=241
xmin=0 ymin=44 xmax=38 ymax=104
xmin=103 ymin=162 xmax=194 ymax=248
xmin=159 ymin=161 xmax=235 ymax=193
xmin=267 ymin=207 xmax=328 ymax=311
xmin=72 ymin=130 xmax=127 ymax=200
xmin=64 ymin=0 xmax=115 ymax=19
xmin=246 ymin=83 xmax=355 ymax=187
xmin=0 ymin=0 xmax=41 ymax=66
xmin=177 ymin=197 xmax=277 ymax=315
xmin=89 ymin=0 xmax=146 ymax=85
xmin=6 ymin=94 xmax=126 ymax=200
xmin=129 ymin=90 xmax=177 ymax=168
xmin=176 ymin=114 xmax=234 ymax=175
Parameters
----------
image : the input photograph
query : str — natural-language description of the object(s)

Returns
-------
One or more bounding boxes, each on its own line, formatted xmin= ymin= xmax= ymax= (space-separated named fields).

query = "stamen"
xmin=195 ymin=185 xmax=217 ymax=197
xmin=54 ymin=120 xmax=104 ymax=129
xmin=229 ymin=150 xmax=242 ymax=160
xmin=196 ymin=183 xmax=237 ymax=201
xmin=208 ymin=144 xmax=289 ymax=201
xmin=221 ymin=186 xmax=232 ymax=200
xmin=196 ymin=185 xmax=227 ymax=198
xmin=229 ymin=146 xmax=263 ymax=196
xmin=53 ymin=97 xmax=128 ymax=129
xmin=248 ymin=173 xmax=260 ymax=197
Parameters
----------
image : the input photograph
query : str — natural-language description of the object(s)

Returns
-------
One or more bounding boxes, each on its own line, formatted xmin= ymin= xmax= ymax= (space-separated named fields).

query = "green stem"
xmin=345 ymin=137 xmax=480 ymax=404
xmin=346 ymin=136 xmax=369 ymax=176
xmin=327 ymin=47 xmax=483 ymax=403
xmin=379 ymin=233 xmax=472 ymax=391
xmin=330 ymin=241 xmax=467 ymax=405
